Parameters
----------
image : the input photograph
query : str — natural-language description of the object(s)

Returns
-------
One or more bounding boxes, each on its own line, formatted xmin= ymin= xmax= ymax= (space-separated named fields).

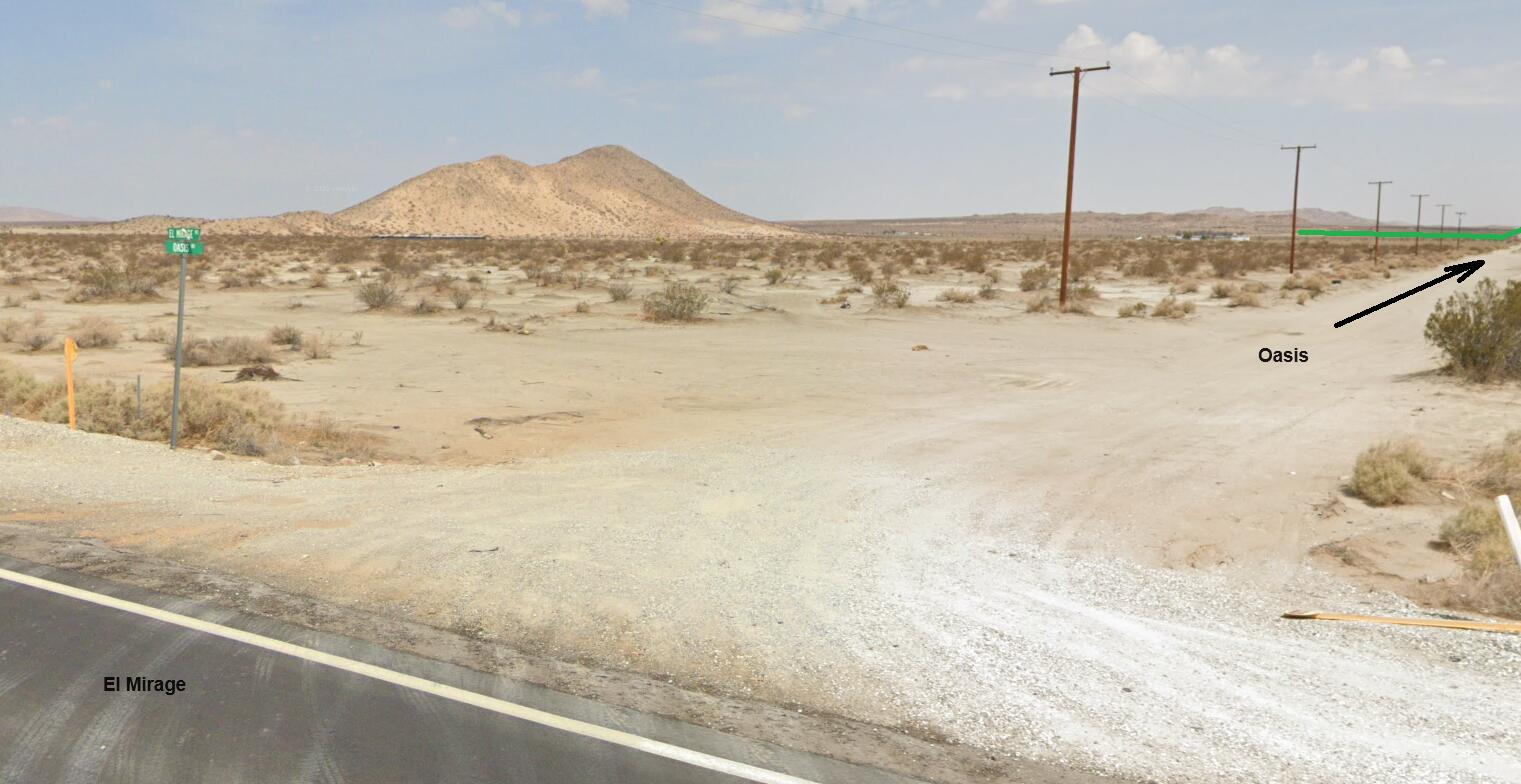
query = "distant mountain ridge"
xmin=0 ymin=206 xmax=98 ymax=223
xmin=786 ymin=205 xmax=1398 ymax=239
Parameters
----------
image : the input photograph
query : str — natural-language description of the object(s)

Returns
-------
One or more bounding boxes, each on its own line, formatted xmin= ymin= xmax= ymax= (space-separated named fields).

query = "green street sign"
xmin=164 ymin=240 xmax=205 ymax=255
xmin=167 ymin=227 xmax=201 ymax=241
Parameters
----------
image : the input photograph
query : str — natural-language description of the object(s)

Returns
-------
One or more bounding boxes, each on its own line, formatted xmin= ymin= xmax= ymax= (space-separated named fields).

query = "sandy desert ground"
xmin=2 ymin=232 xmax=1520 ymax=783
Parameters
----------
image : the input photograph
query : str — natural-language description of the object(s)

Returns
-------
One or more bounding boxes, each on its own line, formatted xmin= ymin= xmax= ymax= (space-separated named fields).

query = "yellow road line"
xmin=1283 ymin=610 xmax=1521 ymax=634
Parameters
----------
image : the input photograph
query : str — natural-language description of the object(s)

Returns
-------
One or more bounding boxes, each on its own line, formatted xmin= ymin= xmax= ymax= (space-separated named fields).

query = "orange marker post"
xmin=64 ymin=337 xmax=78 ymax=430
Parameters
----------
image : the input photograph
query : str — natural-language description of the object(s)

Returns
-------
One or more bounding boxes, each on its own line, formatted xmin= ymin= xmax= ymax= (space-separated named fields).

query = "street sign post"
xmin=164 ymin=227 xmax=201 ymax=449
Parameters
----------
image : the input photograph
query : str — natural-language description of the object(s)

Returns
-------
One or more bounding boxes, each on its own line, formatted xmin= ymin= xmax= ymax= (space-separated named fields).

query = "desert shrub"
xmin=1228 ymin=290 xmax=1262 ymax=308
xmin=308 ymin=272 xmax=329 ymax=288
xmin=718 ymin=275 xmax=742 ymax=294
xmin=936 ymin=288 xmax=977 ymax=304
xmin=1170 ymin=278 xmax=1201 ymax=294
xmin=1349 ymin=440 xmax=1431 ymax=506
xmin=1019 ymin=265 xmax=1054 ymax=291
xmin=1283 ymin=273 xmax=1330 ymax=296
xmin=978 ymin=283 xmax=998 ymax=300
xmin=16 ymin=324 xmax=53 ymax=352
xmin=1423 ymin=278 xmax=1521 ymax=382
xmin=2 ymin=296 xmax=18 ymax=308
xmin=1151 ymin=296 xmax=1195 ymax=319
xmin=135 ymin=325 xmax=170 ymax=343
xmin=1210 ymin=256 xmax=1245 ymax=278
xmin=764 ymin=267 xmax=789 ymax=286
xmin=1210 ymin=283 xmax=1236 ymax=299
xmin=413 ymin=297 xmax=442 ymax=315
xmin=302 ymin=334 xmax=334 ymax=359
xmin=574 ymin=300 xmax=591 ymax=314
xmin=873 ymin=281 xmax=909 ymax=309
xmin=1118 ymin=302 xmax=1149 ymax=318
xmin=268 ymin=324 xmax=303 ymax=348
xmin=448 ymin=286 xmax=474 ymax=310
xmin=69 ymin=256 xmax=168 ymax=301
xmin=170 ymin=335 xmax=277 ymax=367
xmin=1026 ymin=295 xmax=1055 ymax=313
xmin=607 ymin=280 xmax=634 ymax=302
xmin=642 ymin=281 xmax=709 ymax=322
xmin=355 ymin=279 xmax=400 ymax=310
xmin=1072 ymin=282 xmax=1100 ymax=301
xmin=847 ymin=257 xmax=874 ymax=284
xmin=70 ymin=316 xmax=122 ymax=348
xmin=1440 ymin=503 xmax=1503 ymax=554
xmin=1477 ymin=431 xmax=1521 ymax=495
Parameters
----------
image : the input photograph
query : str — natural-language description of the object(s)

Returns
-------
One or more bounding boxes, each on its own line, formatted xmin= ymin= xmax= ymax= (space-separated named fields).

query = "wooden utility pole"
xmin=1411 ymin=193 xmax=1429 ymax=254
xmin=1455 ymin=211 xmax=1466 ymax=235
xmin=1368 ymin=180 xmax=1392 ymax=268
xmin=1282 ymin=145 xmax=1316 ymax=274
xmin=1050 ymin=62 xmax=1109 ymax=309
xmin=1436 ymin=203 xmax=1452 ymax=250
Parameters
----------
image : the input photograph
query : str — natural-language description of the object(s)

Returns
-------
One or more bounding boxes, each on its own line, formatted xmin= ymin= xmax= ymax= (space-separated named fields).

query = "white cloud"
xmin=97 ymin=79 xmax=113 ymax=91
xmin=977 ymin=0 xmax=1014 ymax=21
xmin=442 ymin=1 xmax=522 ymax=29
xmin=568 ymin=66 xmax=603 ymax=88
xmin=782 ymin=103 xmax=813 ymax=119
xmin=580 ymin=0 xmax=628 ymax=19
xmin=927 ymin=84 xmax=969 ymax=101
xmin=1376 ymin=45 xmax=1412 ymax=70
xmin=680 ymin=0 xmax=881 ymax=43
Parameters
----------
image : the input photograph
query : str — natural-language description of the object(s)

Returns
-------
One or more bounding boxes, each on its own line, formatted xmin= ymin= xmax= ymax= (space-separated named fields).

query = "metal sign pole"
xmin=169 ymin=251 xmax=188 ymax=448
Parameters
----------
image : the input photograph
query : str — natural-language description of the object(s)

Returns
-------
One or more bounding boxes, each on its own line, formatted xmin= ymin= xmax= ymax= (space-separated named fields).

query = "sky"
xmin=3 ymin=0 xmax=1519 ymax=225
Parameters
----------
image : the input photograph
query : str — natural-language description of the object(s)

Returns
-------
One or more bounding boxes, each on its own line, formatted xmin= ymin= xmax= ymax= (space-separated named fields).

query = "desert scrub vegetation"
xmin=607 ymin=280 xmax=634 ymax=302
xmin=1348 ymin=440 xmax=1433 ymax=506
xmin=1424 ymin=278 xmax=1521 ymax=382
xmin=1435 ymin=431 xmax=1521 ymax=617
xmin=67 ymin=255 xmax=169 ymax=302
xmin=1150 ymin=296 xmax=1195 ymax=319
xmin=355 ymin=278 xmax=401 ymax=311
xmin=873 ymin=281 xmax=909 ymax=309
xmin=169 ymin=335 xmax=278 ymax=367
xmin=268 ymin=324 xmax=303 ymax=348
xmin=936 ymin=288 xmax=977 ymax=304
xmin=0 ymin=360 xmax=375 ymax=463
xmin=642 ymin=281 xmax=709 ymax=322
xmin=1019 ymin=265 xmax=1054 ymax=291
xmin=69 ymin=316 xmax=122 ymax=348
xmin=1118 ymin=302 xmax=1149 ymax=318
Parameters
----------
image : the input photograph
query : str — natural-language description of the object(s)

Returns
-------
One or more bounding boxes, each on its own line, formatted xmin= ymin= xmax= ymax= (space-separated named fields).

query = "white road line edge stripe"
xmin=0 ymin=566 xmax=822 ymax=784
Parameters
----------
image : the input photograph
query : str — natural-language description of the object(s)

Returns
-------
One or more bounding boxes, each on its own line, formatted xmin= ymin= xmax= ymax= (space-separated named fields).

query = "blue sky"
xmin=3 ymin=0 xmax=1518 ymax=225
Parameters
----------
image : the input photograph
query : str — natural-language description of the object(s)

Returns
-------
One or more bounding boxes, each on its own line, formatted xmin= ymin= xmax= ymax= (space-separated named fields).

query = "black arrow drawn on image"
xmin=1334 ymin=259 xmax=1485 ymax=328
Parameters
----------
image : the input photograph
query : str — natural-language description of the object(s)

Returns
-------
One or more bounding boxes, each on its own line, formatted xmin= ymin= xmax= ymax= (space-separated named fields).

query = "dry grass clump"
xmin=4 ymin=314 xmax=55 ymax=352
xmin=1026 ymin=295 xmax=1055 ymax=313
xmin=1424 ymin=278 xmax=1521 ymax=382
xmin=607 ymin=280 xmax=634 ymax=302
xmin=1210 ymin=283 xmax=1235 ymax=299
xmin=68 ymin=256 xmax=168 ymax=302
xmin=1349 ymin=440 xmax=1432 ymax=506
xmin=873 ymin=281 xmax=909 ymax=309
xmin=0 ymin=361 xmax=375 ymax=462
xmin=70 ymin=316 xmax=122 ymax=348
xmin=1228 ymin=290 xmax=1262 ymax=308
xmin=268 ymin=324 xmax=303 ymax=348
xmin=642 ymin=281 xmax=709 ymax=322
xmin=1476 ymin=431 xmax=1521 ymax=496
xmin=936 ymin=288 xmax=977 ymax=304
xmin=1019 ymin=265 xmax=1054 ymax=291
xmin=302 ymin=334 xmax=335 ymax=359
xmin=355 ymin=279 xmax=401 ymax=311
xmin=1282 ymin=273 xmax=1330 ymax=296
xmin=170 ymin=335 xmax=278 ymax=367
xmin=448 ymin=285 xmax=474 ymax=310
xmin=1151 ymin=296 xmax=1195 ymax=319
xmin=1118 ymin=302 xmax=1149 ymax=318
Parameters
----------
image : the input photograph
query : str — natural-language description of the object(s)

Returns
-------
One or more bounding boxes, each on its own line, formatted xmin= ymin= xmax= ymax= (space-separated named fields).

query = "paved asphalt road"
xmin=0 ymin=557 xmax=918 ymax=784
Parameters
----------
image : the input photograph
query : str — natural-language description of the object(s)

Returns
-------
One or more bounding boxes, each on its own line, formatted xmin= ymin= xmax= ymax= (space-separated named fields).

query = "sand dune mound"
xmin=337 ymin=145 xmax=790 ymax=239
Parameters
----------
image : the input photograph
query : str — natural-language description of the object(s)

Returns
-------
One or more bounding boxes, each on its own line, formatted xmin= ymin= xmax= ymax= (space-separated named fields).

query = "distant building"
xmin=1172 ymin=230 xmax=1250 ymax=241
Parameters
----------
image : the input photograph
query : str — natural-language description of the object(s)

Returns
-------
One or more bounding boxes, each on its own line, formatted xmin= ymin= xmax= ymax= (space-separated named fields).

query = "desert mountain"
xmin=70 ymin=146 xmax=790 ymax=239
xmin=336 ymin=146 xmax=789 ymax=239
xmin=0 ymin=206 xmax=97 ymax=223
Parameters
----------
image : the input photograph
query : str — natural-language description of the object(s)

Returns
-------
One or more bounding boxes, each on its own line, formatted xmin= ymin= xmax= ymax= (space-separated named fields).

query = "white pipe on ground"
xmin=1498 ymin=495 xmax=1521 ymax=573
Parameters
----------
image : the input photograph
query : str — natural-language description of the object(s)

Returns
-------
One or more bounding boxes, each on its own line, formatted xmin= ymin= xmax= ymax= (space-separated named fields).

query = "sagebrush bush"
xmin=1477 ymin=431 xmax=1521 ymax=495
xmin=1440 ymin=503 xmax=1503 ymax=555
xmin=268 ymin=324 xmax=303 ymax=348
xmin=873 ymin=281 xmax=909 ymax=308
xmin=1349 ymin=440 xmax=1431 ymax=506
xmin=170 ymin=335 xmax=277 ymax=367
xmin=607 ymin=281 xmax=634 ymax=302
xmin=1424 ymin=278 xmax=1521 ymax=382
xmin=1019 ymin=265 xmax=1054 ymax=291
xmin=936 ymin=288 xmax=977 ymax=304
xmin=642 ymin=281 xmax=709 ymax=322
xmin=70 ymin=316 xmax=122 ymax=348
xmin=68 ymin=256 xmax=168 ymax=301
xmin=355 ymin=279 xmax=400 ymax=310
xmin=1118 ymin=302 xmax=1149 ymax=318
xmin=1151 ymin=296 xmax=1194 ymax=319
